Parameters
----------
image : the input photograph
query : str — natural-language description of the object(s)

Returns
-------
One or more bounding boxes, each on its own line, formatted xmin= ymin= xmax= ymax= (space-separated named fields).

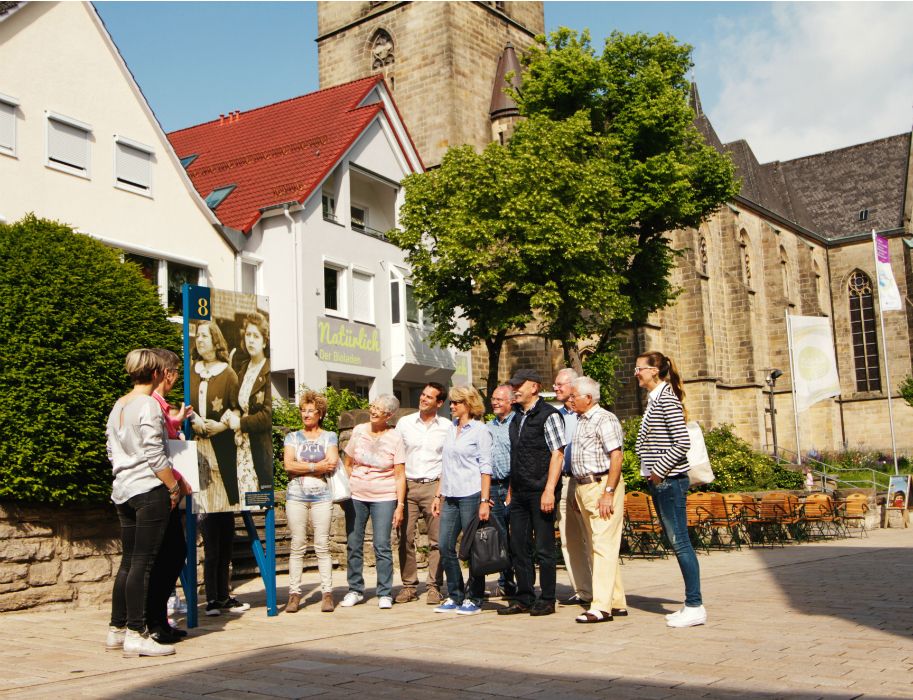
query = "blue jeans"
xmin=650 ymin=476 xmax=702 ymax=607
xmin=489 ymin=480 xmax=515 ymax=591
xmin=344 ymin=498 xmax=396 ymax=597
xmin=111 ymin=485 xmax=171 ymax=631
xmin=439 ymin=493 xmax=484 ymax=605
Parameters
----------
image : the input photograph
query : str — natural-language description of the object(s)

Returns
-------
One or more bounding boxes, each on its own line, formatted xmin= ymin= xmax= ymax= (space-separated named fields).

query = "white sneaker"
xmin=378 ymin=595 xmax=393 ymax=609
xmin=122 ymin=629 xmax=175 ymax=658
xmin=667 ymin=605 xmax=707 ymax=628
xmin=339 ymin=591 xmax=365 ymax=607
xmin=105 ymin=626 xmax=126 ymax=651
xmin=665 ymin=607 xmax=685 ymax=621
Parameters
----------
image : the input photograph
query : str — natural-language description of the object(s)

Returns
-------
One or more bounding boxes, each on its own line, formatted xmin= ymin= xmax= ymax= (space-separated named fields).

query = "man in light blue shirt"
xmin=487 ymin=384 xmax=516 ymax=598
xmin=554 ymin=368 xmax=592 ymax=607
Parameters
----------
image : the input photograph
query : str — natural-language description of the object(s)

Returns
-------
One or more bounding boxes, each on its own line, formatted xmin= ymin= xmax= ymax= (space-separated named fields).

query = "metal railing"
xmin=766 ymin=446 xmax=883 ymax=492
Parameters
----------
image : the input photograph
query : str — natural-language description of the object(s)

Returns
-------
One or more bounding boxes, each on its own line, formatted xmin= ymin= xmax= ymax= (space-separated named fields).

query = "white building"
xmin=168 ymin=77 xmax=470 ymax=406
xmin=0 ymin=1 xmax=241 ymax=313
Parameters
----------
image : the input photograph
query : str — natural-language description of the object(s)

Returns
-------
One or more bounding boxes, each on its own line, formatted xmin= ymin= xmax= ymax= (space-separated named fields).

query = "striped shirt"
xmin=570 ymin=405 xmax=623 ymax=478
xmin=635 ymin=381 xmax=691 ymax=478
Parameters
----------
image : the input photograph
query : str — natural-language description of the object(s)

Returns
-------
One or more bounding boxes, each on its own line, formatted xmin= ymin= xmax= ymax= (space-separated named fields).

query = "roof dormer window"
xmin=205 ymin=184 xmax=235 ymax=210
xmin=858 ymin=209 xmax=869 ymax=222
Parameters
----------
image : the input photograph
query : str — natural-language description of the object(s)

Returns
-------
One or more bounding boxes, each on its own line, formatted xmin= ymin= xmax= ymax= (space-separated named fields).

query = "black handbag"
xmin=469 ymin=522 xmax=510 ymax=577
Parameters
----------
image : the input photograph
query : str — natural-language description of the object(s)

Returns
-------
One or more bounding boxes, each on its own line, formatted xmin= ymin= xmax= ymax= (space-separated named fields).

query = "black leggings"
xmin=111 ymin=485 xmax=170 ymax=632
xmin=145 ymin=508 xmax=187 ymax=631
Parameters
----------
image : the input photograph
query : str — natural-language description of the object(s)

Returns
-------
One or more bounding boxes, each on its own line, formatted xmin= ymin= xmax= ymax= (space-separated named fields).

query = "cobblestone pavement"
xmin=1 ymin=527 xmax=911 ymax=699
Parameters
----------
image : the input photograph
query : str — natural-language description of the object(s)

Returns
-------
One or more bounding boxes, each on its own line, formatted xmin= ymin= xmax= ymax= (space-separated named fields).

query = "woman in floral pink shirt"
xmin=339 ymin=394 xmax=406 ymax=610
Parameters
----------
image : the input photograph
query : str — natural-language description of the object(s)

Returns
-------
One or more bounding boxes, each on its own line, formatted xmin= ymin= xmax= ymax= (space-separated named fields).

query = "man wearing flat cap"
xmin=497 ymin=368 xmax=566 ymax=616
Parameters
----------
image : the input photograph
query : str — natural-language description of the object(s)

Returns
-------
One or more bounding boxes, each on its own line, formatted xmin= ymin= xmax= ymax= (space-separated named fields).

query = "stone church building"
xmin=316 ymin=1 xmax=913 ymax=457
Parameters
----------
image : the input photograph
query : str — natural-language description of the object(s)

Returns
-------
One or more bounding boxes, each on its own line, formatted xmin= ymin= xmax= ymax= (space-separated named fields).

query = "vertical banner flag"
xmin=874 ymin=233 xmax=902 ymax=311
xmin=787 ymin=315 xmax=841 ymax=413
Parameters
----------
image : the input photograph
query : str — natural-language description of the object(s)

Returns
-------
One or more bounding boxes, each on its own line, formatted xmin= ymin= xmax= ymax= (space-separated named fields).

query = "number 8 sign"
xmin=183 ymin=284 xmax=211 ymax=320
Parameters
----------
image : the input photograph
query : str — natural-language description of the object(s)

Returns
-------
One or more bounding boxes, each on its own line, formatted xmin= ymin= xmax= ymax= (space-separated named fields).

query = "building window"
xmin=241 ymin=260 xmax=259 ymax=295
xmin=0 ymin=93 xmax=18 ymax=157
xmin=47 ymin=112 xmax=91 ymax=177
xmin=115 ymin=137 xmax=153 ymax=195
xmin=848 ymin=270 xmax=881 ymax=392
xmin=390 ymin=279 xmax=400 ymax=324
xmin=124 ymin=252 xmax=202 ymax=317
xmin=322 ymin=193 xmax=337 ymax=223
xmin=179 ymin=154 xmax=198 ymax=169
xmin=205 ymin=185 xmax=235 ymax=210
xmin=351 ymin=205 xmax=367 ymax=232
xmin=858 ymin=209 xmax=869 ymax=222
xmin=324 ymin=264 xmax=346 ymax=316
xmin=405 ymin=282 xmax=419 ymax=324
xmin=352 ymin=270 xmax=374 ymax=324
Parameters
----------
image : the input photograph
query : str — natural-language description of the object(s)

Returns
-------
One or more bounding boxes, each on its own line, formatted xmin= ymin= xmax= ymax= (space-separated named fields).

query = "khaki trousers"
xmin=557 ymin=475 xmax=592 ymax=599
xmin=397 ymin=479 xmax=443 ymax=589
xmin=575 ymin=479 xmax=626 ymax=613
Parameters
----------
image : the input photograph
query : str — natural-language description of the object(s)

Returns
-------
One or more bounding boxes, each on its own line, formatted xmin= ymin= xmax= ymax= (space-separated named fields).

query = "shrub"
xmin=619 ymin=417 xmax=803 ymax=493
xmin=582 ymin=350 xmax=622 ymax=407
xmin=0 ymin=215 xmax=181 ymax=504
xmin=270 ymin=386 xmax=369 ymax=491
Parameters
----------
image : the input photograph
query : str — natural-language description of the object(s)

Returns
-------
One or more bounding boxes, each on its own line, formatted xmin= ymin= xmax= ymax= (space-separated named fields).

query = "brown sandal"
xmin=575 ymin=610 xmax=613 ymax=623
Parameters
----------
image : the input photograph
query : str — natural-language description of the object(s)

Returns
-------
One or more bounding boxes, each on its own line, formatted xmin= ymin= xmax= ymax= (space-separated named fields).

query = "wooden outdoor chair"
xmin=623 ymin=491 xmax=667 ymax=559
xmin=802 ymin=493 xmax=841 ymax=540
xmin=762 ymin=492 xmax=805 ymax=543
xmin=685 ymin=493 xmax=713 ymax=553
xmin=723 ymin=494 xmax=756 ymax=547
xmin=741 ymin=493 xmax=789 ymax=547
xmin=700 ymin=492 xmax=743 ymax=550
xmin=839 ymin=493 xmax=869 ymax=537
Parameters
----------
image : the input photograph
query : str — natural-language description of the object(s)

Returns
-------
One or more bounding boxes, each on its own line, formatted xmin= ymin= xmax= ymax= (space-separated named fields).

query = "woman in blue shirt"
xmin=431 ymin=385 xmax=492 ymax=615
xmin=283 ymin=390 xmax=339 ymax=613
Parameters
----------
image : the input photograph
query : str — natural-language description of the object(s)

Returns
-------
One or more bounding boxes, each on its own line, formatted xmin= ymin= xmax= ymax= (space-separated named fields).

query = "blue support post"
xmin=180 ymin=496 xmax=198 ymax=628
xmin=241 ymin=509 xmax=278 ymax=616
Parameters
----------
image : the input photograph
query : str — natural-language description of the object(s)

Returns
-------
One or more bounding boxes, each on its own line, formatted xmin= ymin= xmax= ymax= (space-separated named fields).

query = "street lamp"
xmin=765 ymin=369 xmax=783 ymax=460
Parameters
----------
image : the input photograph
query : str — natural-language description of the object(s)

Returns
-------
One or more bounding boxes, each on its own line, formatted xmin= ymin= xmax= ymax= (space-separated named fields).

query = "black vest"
xmin=509 ymin=398 xmax=562 ymax=492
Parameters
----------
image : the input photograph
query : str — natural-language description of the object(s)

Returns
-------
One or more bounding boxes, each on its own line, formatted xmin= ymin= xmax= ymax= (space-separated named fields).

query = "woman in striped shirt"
xmin=634 ymin=351 xmax=706 ymax=628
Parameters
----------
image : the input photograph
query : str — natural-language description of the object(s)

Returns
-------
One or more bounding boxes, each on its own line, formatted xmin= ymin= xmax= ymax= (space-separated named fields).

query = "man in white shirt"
xmin=394 ymin=382 xmax=450 ymax=604
xmin=554 ymin=368 xmax=592 ymax=607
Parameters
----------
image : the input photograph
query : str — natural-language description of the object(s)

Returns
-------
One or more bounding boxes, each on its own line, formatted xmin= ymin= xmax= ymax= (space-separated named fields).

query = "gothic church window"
xmin=370 ymin=29 xmax=394 ymax=70
xmin=847 ymin=270 xmax=881 ymax=392
xmin=779 ymin=246 xmax=791 ymax=301
xmin=739 ymin=230 xmax=752 ymax=287
xmin=698 ymin=236 xmax=708 ymax=274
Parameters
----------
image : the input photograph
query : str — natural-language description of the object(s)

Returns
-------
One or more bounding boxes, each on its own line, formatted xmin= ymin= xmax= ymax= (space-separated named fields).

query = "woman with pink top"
xmin=339 ymin=394 xmax=406 ymax=609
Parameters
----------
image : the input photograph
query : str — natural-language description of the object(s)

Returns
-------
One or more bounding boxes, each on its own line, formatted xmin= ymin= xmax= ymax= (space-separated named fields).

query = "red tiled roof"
xmin=168 ymin=77 xmax=388 ymax=233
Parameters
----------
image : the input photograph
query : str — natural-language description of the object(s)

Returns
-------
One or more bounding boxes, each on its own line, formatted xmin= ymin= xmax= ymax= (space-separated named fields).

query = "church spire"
xmin=489 ymin=43 xmax=522 ymax=120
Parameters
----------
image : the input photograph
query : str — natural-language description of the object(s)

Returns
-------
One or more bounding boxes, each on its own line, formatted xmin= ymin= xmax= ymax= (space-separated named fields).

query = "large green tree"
xmin=0 ymin=215 xmax=181 ymax=504
xmin=392 ymin=29 xmax=738 ymax=398
xmin=516 ymin=29 xmax=739 ymax=360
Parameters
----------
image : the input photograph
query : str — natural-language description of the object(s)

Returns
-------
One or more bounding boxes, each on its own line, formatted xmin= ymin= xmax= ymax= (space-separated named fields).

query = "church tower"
xmin=317 ymin=1 xmax=545 ymax=166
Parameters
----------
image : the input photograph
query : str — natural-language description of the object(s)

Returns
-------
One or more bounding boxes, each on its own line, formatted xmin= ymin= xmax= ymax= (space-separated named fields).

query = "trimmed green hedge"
xmin=621 ymin=417 xmax=803 ymax=492
xmin=0 ymin=215 xmax=181 ymax=504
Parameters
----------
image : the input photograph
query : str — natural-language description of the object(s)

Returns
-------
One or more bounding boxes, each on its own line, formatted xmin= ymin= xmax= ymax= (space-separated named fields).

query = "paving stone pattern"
xmin=1 ymin=528 xmax=911 ymax=699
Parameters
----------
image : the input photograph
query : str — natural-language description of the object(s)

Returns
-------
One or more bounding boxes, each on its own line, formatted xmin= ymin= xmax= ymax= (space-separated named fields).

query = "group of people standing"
xmin=104 ymin=343 xmax=705 ymax=659
xmin=283 ymin=352 xmax=706 ymax=629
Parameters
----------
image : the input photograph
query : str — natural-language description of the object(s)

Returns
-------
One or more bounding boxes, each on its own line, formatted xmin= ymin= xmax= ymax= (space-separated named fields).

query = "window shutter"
xmin=0 ymin=102 xmax=14 ymax=154
xmin=48 ymin=118 xmax=88 ymax=171
xmin=353 ymin=271 xmax=373 ymax=323
xmin=116 ymin=141 xmax=151 ymax=190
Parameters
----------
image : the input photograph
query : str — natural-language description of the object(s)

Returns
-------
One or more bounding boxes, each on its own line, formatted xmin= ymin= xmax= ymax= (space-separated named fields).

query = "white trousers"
xmin=285 ymin=499 xmax=334 ymax=594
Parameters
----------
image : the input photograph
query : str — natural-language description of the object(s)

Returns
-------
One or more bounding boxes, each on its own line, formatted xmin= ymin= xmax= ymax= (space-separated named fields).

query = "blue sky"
xmin=95 ymin=1 xmax=913 ymax=163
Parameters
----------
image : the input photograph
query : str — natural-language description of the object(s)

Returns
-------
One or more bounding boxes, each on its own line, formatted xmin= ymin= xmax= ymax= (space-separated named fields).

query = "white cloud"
xmin=698 ymin=2 xmax=913 ymax=163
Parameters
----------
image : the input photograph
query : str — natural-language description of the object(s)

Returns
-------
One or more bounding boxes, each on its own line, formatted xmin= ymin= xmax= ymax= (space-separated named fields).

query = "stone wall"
xmin=0 ymin=501 xmax=120 ymax=612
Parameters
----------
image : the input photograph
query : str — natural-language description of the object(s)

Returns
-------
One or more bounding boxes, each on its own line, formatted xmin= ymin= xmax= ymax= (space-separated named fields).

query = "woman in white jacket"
xmin=634 ymin=351 xmax=706 ymax=628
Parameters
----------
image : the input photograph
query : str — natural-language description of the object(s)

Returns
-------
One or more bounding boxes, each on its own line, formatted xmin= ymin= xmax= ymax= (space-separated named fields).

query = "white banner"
xmin=874 ymin=233 xmax=902 ymax=311
xmin=787 ymin=315 xmax=841 ymax=413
